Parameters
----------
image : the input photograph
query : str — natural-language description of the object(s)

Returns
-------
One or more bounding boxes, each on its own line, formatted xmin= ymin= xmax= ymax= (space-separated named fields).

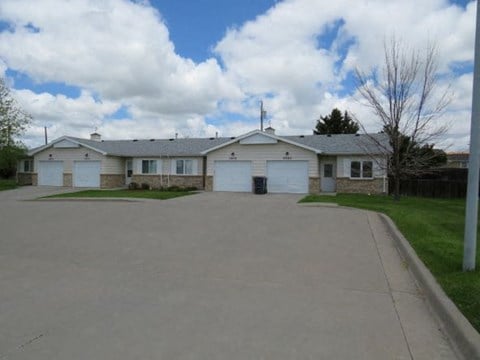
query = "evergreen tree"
xmin=314 ymin=108 xmax=359 ymax=134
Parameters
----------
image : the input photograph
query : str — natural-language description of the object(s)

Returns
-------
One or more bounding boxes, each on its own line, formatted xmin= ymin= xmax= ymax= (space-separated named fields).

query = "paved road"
xmin=0 ymin=187 xmax=458 ymax=359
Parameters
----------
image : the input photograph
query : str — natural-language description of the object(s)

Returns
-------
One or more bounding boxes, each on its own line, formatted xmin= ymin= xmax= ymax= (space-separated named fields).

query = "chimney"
xmin=264 ymin=126 xmax=275 ymax=135
xmin=215 ymin=131 xmax=218 ymax=139
xmin=90 ymin=132 xmax=101 ymax=141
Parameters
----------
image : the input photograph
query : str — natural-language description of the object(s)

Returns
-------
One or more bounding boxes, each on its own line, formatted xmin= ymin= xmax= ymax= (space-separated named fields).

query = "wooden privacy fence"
xmin=395 ymin=179 xmax=467 ymax=198
xmin=389 ymin=168 xmax=470 ymax=199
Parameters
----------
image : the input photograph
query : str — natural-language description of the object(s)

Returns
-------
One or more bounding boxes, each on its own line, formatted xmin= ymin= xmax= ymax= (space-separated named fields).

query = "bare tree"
xmin=355 ymin=37 xmax=451 ymax=200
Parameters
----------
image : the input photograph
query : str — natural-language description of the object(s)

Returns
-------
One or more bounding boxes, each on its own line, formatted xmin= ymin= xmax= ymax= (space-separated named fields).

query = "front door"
xmin=126 ymin=159 xmax=133 ymax=185
xmin=322 ymin=163 xmax=336 ymax=192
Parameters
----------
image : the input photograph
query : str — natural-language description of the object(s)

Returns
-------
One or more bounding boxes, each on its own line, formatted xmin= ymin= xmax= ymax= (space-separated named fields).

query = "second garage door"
xmin=73 ymin=161 xmax=101 ymax=188
xmin=267 ymin=160 xmax=309 ymax=193
xmin=38 ymin=161 xmax=64 ymax=186
xmin=214 ymin=161 xmax=252 ymax=192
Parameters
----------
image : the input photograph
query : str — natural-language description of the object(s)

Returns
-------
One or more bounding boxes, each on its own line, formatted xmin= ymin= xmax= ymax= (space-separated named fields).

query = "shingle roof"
xmin=282 ymin=133 xmax=389 ymax=155
xmin=30 ymin=131 xmax=389 ymax=157
xmin=67 ymin=136 xmax=233 ymax=157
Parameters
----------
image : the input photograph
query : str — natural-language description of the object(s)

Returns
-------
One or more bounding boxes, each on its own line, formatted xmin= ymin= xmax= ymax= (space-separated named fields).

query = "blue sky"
xmin=0 ymin=0 xmax=476 ymax=149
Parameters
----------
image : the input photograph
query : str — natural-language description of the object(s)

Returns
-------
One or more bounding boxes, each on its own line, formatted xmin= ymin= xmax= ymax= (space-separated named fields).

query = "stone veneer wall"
xmin=167 ymin=176 xmax=203 ymax=189
xmin=308 ymin=177 xmax=320 ymax=194
xmin=17 ymin=172 xmax=33 ymax=185
xmin=131 ymin=175 xmax=204 ymax=189
xmin=32 ymin=173 xmax=38 ymax=186
xmin=63 ymin=173 xmax=72 ymax=187
xmin=205 ymin=176 xmax=213 ymax=191
xmin=101 ymin=174 xmax=125 ymax=188
xmin=336 ymin=177 xmax=386 ymax=194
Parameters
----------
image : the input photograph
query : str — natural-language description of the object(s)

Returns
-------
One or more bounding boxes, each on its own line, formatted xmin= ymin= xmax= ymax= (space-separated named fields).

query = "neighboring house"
xmin=446 ymin=152 xmax=469 ymax=168
xmin=24 ymin=128 xmax=389 ymax=194
xmin=16 ymin=157 xmax=34 ymax=185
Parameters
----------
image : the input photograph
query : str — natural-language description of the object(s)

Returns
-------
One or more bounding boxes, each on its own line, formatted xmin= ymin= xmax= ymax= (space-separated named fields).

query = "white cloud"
xmin=0 ymin=0 xmax=475 ymax=151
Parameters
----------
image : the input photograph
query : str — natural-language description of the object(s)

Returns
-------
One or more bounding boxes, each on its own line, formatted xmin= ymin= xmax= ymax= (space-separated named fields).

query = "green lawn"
xmin=44 ymin=189 xmax=195 ymax=200
xmin=300 ymin=193 xmax=480 ymax=332
xmin=0 ymin=179 xmax=17 ymax=191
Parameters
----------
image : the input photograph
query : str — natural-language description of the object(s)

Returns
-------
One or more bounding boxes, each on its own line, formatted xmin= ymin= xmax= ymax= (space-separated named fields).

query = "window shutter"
xmin=191 ymin=159 xmax=198 ymax=175
xmin=343 ymin=158 xmax=350 ymax=177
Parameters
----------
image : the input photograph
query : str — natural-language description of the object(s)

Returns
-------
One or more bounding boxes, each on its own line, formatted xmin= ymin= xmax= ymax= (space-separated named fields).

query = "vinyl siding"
xmin=206 ymin=142 xmax=318 ymax=177
xmin=33 ymin=146 xmax=122 ymax=173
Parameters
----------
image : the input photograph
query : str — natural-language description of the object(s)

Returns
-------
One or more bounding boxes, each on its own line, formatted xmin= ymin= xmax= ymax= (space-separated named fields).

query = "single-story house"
xmin=18 ymin=128 xmax=389 ymax=194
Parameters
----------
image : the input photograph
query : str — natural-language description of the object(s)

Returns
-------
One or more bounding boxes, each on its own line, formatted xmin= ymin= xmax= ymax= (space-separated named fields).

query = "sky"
xmin=0 ymin=0 xmax=476 ymax=150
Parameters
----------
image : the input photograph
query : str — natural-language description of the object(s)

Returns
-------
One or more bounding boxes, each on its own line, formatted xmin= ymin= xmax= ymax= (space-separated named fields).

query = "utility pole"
xmin=260 ymin=101 xmax=267 ymax=131
xmin=463 ymin=0 xmax=480 ymax=271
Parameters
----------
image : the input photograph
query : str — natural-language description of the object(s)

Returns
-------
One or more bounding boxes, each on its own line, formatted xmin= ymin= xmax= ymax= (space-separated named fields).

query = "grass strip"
xmin=43 ymin=189 xmax=195 ymax=200
xmin=0 ymin=179 xmax=17 ymax=191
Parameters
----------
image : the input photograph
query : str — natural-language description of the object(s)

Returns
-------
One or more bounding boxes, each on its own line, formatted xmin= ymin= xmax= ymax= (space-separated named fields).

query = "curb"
xmin=31 ymin=197 xmax=142 ymax=202
xmin=379 ymin=213 xmax=480 ymax=360
xmin=297 ymin=202 xmax=339 ymax=207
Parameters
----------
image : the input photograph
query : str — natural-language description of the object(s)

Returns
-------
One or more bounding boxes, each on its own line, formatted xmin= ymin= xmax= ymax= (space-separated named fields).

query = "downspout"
xmin=202 ymin=156 xmax=207 ymax=189
xmin=167 ymin=154 xmax=170 ymax=187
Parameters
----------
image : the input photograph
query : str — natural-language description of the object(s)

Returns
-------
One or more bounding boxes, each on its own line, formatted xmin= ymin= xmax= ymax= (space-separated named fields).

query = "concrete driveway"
xmin=0 ymin=188 xmax=457 ymax=359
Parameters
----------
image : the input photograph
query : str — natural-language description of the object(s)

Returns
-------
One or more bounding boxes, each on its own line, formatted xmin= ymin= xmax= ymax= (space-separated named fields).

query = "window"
xmin=362 ymin=161 xmax=373 ymax=178
xmin=324 ymin=164 xmax=333 ymax=178
xmin=142 ymin=160 xmax=157 ymax=174
xmin=350 ymin=161 xmax=361 ymax=178
xmin=176 ymin=159 xmax=193 ymax=175
xmin=350 ymin=160 xmax=373 ymax=179
xmin=23 ymin=160 xmax=33 ymax=172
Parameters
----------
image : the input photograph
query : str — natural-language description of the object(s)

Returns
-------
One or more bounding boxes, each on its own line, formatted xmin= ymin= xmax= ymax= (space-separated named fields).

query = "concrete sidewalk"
xmin=0 ymin=190 xmax=458 ymax=359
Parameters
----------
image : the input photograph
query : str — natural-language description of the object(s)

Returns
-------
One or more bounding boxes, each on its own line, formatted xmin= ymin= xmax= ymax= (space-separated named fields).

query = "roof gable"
xmin=201 ymin=130 xmax=321 ymax=155
xmin=239 ymin=133 xmax=278 ymax=145
xmin=53 ymin=139 xmax=80 ymax=148
xmin=28 ymin=136 xmax=108 ymax=156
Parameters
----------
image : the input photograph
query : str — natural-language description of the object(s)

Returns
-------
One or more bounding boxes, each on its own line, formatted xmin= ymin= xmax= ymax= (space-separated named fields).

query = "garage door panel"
xmin=74 ymin=161 xmax=101 ymax=188
xmin=38 ymin=161 xmax=64 ymax=186
xmin=214 ymin=161 xmax=252 ymax=192
xmin=267 ymin=161 xmax=308 ymax=193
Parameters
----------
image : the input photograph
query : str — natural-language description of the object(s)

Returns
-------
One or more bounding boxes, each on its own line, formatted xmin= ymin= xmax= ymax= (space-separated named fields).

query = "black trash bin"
xmin=253 ymin=176 xmax=267 ymax=194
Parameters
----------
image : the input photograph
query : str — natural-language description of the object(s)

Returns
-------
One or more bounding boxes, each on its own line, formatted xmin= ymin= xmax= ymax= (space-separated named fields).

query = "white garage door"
xmin=73 ymin=161 xmax=101 ymax=188
xmin=214 ymin=161 xmax=252 ymax=192
xmin=38 ymin=161 xmax=64 ymax=186
xmin=267 ymin=160 xmax=309 ymax=193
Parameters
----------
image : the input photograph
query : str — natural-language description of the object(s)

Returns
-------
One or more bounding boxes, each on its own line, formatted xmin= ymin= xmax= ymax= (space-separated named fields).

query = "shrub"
xmin=141 ymin=182 xmax=151 ymax=190
xmin=185 ymin=186 xmax=198 ymax=191
xmin=128 ymin=182 xmax=139 ymax=190
xmin=166 ymin=185 xmax=181 ymax=192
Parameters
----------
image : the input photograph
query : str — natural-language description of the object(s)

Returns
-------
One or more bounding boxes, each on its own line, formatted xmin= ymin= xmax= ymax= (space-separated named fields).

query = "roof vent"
xmin=90 ymin=132 xmax=101 ymax=141
xmin=230 ymin=136 xmax=236 ymax=139
xmin=355 ymin=134 xmax=360 ymax=137
xmin=150 ymin=139 xmax=155 ymax=142
xmin=209 ymin=137 xmax=215 ymax=140
xmin=169 ymin=138 xmax=174 ymax=141
xmin=133 ymin=139 xmax=138 ymax=142
xmin=327 ymin=134 xmax=332 ymax=137
xmin=299 ymin=135 xmax=305 ymax=138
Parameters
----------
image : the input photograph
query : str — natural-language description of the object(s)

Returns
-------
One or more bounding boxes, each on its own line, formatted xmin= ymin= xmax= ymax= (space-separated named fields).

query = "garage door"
xmin=73 ymin=161 xmax=101 ymax=187
xmin=267 ymin=160 xmax=309 ymax=193
xmin=38 ymin=161 xmax=64 ymax=186
xmin=214 ymin=161 xmax=252 ymax=192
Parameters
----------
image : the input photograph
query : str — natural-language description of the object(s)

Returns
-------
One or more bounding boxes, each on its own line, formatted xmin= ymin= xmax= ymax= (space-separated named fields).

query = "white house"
xmin=18 ymin=128 xmax=389 ymax=194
